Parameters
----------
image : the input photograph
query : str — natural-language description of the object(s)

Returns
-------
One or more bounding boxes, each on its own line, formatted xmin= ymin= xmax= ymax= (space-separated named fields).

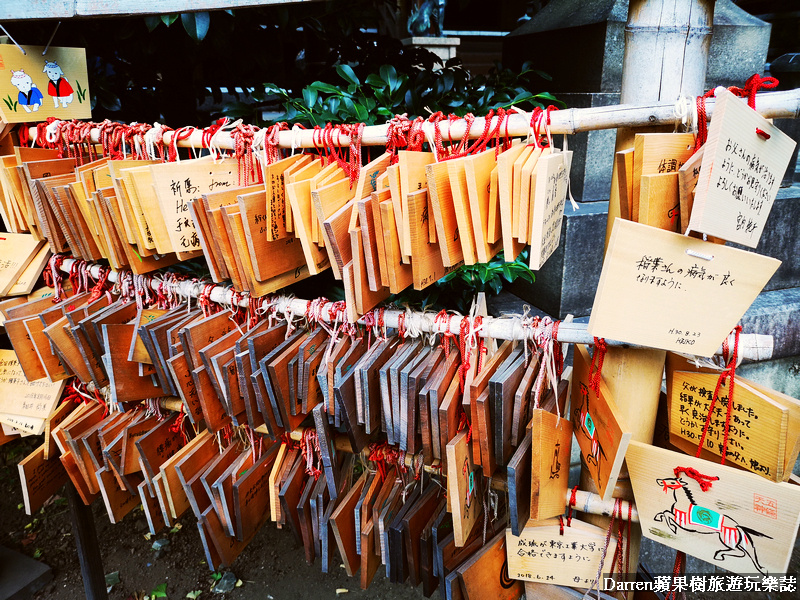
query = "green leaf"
xmin=302 ymin=87 xmax=318 ymax=110
xmin=150 ymin=583 xmax=168 ymax=598
xmin=144 ymin=16 xmax=161 ymax=32
xmin=186 ymin=591 xmax=202 ymax=599
xmin=365 ymin=74 xmax=385 ymax=89
xmin=533 ymin=91 xmax=565 ymax=107
xmin=181 ymin=12 xmax=210 ymax=42
xmin=336 ymin=64 xmax=360 ymax=86
xmin=211 ymin=572 xmax=223 ymax=582
xmin=353 ymin=102 xmax=368 ymax=123
xmin=308 ymin=81 xmax=341 ymax=95
xmin=379 ymin=65 xmax=398 ymax=91
xmin=161 ymin=14 xmax=179 ymax=26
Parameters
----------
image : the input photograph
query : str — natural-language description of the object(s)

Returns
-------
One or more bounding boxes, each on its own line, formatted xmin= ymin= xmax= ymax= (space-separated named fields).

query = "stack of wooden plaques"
xmin=1 ymin=139 xmax=575 ymax=318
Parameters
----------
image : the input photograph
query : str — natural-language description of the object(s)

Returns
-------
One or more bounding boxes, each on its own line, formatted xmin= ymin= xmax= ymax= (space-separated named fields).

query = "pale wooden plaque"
xmin=588 ymin=219 xmax=780 ymax=356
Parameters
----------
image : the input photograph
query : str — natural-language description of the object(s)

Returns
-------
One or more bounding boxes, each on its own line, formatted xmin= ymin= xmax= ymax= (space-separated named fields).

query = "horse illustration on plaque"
xmin=654 ymin=467 xmax=771 ymax=574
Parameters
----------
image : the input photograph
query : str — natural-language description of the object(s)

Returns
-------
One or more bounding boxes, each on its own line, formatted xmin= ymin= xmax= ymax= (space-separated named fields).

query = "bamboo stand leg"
xmin=66 ymin=482 xmax=108 ymax=600
xmin=594 ymin=2 xmax=716 ymax=597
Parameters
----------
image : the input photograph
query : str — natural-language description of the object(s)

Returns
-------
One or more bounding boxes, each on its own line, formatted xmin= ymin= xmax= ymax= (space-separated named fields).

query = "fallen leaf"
xmin=336 ymin=589 xmax=349 ymax=595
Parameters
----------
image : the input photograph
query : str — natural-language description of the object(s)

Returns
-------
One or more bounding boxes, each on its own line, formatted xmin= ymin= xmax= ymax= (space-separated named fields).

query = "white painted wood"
xmin=1 ymin=0 xmax=318 ymax=21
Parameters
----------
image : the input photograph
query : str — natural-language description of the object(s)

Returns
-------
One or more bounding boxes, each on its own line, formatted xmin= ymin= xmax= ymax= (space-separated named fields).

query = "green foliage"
xmin=393 ymin=249 xmax=533 ymax=315
xmin=75 ymin=80 xmax=88 ymax=104
xmin=2 ymin=95 xmax=18 ymax=112
xmin=186 ymin=591 xmax=202 ymax=599
xmin=210 ymin=572 xmax=223 ymax=582
xmin=258 ymin=60 xmax=562 ymax=128
xmin=143 ymin=12 xmax=211 ymax=41
xmin=150 ymin=583 xmax=168 ymax=598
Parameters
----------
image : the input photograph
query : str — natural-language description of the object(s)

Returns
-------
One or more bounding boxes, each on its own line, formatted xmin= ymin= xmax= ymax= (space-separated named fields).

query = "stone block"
xmin=557 ymin=93 xmax=620 ymax=202
xmin=740 ymin=288 xmax=800 ymax=360
xmin=0 ymin=546 xmax=53 ymax=600
xmin=706 ymin=0 xmax=772 ymax=89
xmin=507 ymin=201 xmax=608 ymax=318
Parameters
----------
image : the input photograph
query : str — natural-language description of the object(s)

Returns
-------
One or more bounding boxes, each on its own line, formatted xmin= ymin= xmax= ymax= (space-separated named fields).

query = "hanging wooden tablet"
xmin=669 ymin=371 xmax=789 ymax=481
xmin=630 ymin=133 xmax=694 ymax=222
xmin=571 ymin=344 xmax=631 ymax=501
xmin=278 ymin=450 xmax=307 ymax=544
xmin=18 ymin=443 xmax=69 ymax=515
xmin=507 ymin=427 xmax=532 ymax=535
xmin=637 ymin=172 xmax=680 ymax=232
xmin=0 ymin=45 xmax=91 ymax=122
xmin=688 ymin=88 xmax=796 ymax=247
xmin=138 ymin=479 xmax=165 ymax=535
xmin=528 ymin=150 xmax=573 ymax=270
xmin=96 ymin=465 xmax=140 ymax=524
xmin=286 ymin=176 xmax=331 ymax=275
xmin=588 ymin=219 xmax=779 ymax=356
xmin=677 ymin=147 xmax=704 ymax=234
xmin=446 ymin=157 xmax=478 ymax=265
xmin=259 ymin=153 xmax=304 ymax=238
xmin=491 ymin=349 xmax=526 ymax=466
xmin=505 ymin=518 xmax=618 ymax=588
xmin=463 ymin=148 xmax=502 ymax=263
xmin=613 ymin=147 xmax=635 ymax=222
xmin=529 ymin=383 xmax=572 ymax=521
xmin=517 ymin=147 xmax=546 ymax=243
xmin=426 ymin=161 xmax=463 ymax=267
xmin=379 ymin=199 xmax=413 ymax=293
xmin=446 ymin=431 xmax=481 ymax=547
xmin=438 ymin=369 xmax=463 ymax=469
xmin=330 ymin=470 xmax=368 ymax=576
xmin=0 ymin=233 xmax=45 ymax=295
xmin=160 ymin=429 xmax=209 ymax=521
xmin=457 ymin=529 xmax=522 ymax=600
xmin=404 ymin=482 xmax=444 ymax=587
xmin=511 ymin=350 xmax=540 ymax=446
xmin=398 ymin=345 xmax=433 ymax=451
xmin=627 ymin=440 xmax=800 ymax=575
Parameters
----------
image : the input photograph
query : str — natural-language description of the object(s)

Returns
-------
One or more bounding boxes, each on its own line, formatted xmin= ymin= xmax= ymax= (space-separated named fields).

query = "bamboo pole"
xmin=25 ymin=88 xmax=800 ymax=152
xmin=57 ymin=257 xmax=773 ymax=360
xmin=600 ymin=0 xmax=718 ymax=449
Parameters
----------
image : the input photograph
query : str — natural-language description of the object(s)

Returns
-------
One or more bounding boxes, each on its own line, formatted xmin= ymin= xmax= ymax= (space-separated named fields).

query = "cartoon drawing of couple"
xmin=9 ymin=60 xmax=74 ymax=112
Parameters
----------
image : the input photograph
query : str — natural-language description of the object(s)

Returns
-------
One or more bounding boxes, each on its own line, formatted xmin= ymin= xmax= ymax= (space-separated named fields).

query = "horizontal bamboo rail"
xmin=26 ymin=88 xmax=800 ymax=151
xmin=60 ymin=257 xmax=773 ymax=360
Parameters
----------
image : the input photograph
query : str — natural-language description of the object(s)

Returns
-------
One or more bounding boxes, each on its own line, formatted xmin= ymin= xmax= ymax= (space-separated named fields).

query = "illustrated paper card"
xmin=0 ymin=45 xmax=91 ymax=122
xmin=627 ymin=441 xmax=800 ymax=576
xmin=588 ymin=219 xmax=780 ymax=356
xmin=687 ymin=87 xmax=796 ymax=248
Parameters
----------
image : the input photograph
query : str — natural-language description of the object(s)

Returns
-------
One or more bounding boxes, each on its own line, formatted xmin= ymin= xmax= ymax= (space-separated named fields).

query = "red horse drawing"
xmin=654 ymin=468 xmax=770 ymax=574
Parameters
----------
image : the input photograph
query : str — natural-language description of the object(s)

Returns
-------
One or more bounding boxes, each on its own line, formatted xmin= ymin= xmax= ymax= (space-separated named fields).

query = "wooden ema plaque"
xmin=528 ymin=150 xmax=573 ymax=271
xmin=506 ymin=519 xmax=618 ymax=589
xmin=669 ymin=371 xmax=789 ymax=481
xmin=457 ymin=529 xmax=522 ymax=600
xmin=529 ymin=402 xmax=572 ymax=520
xmin=626 ymin=440 xmax=800 ymax=575
xmin=571 ymin=345 xmax=631 ymax=501
xmin=446 ymin=431 xmax=481 ymax=547
xmin=0 ymin=45 xmax=91 ymax=122
xmin=18 ymin=443 xmax=68 ymax=515
xmin=588 ymin=219 xmax=779 ymax=356
xmin=688 ymin=88 xmax=796 ymax=248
